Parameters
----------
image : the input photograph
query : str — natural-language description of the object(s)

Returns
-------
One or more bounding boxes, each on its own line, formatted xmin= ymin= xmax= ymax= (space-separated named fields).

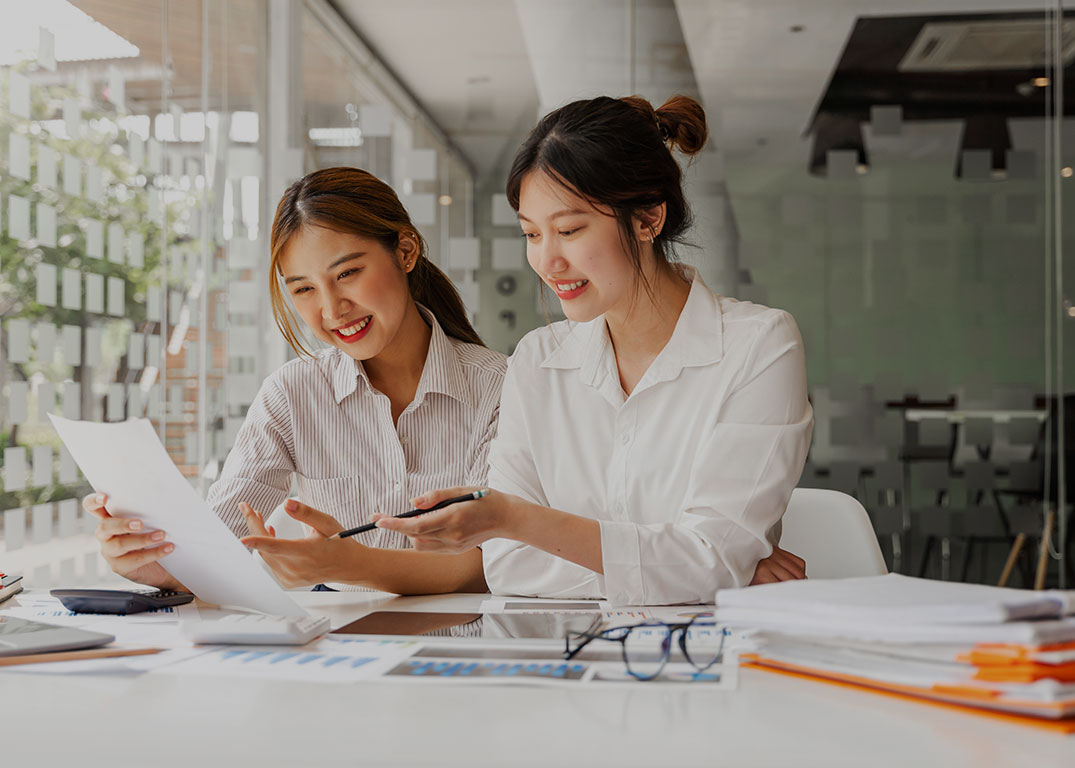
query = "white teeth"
xmin=555 ymin=280 xmax=588 ymax=292
xmin=337 ymin=316 xmax=371 ymax=336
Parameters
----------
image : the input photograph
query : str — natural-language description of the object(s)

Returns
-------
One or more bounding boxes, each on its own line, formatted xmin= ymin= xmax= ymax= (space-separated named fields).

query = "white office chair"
xmin=779 ymin=487 xmax=888 ymax=579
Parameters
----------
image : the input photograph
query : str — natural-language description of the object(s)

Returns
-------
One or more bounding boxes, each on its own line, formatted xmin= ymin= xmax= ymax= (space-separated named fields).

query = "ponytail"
xmin=407 ymin=252 xmax=483 ymax=346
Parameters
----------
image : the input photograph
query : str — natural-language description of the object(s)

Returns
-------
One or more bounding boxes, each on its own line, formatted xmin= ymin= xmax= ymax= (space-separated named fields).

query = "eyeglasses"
xmin=563 ymin=617 xmax=727 ymax=681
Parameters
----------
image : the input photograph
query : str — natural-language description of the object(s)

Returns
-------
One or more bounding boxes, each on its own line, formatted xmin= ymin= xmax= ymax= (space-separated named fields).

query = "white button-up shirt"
xmin=207 ymin=309 xmax=506 ymax=567
xmin=482 ymin=267 xmax=813 ymax=605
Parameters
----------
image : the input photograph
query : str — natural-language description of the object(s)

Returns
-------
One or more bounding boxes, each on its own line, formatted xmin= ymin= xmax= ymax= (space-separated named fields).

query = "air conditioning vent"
xmin=899 ymin=19 xmax=1075 ymax=71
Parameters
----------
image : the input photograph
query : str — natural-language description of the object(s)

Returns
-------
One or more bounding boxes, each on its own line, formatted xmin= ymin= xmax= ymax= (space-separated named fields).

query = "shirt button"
xmin=394 ymin=481 xmax=401 ymax=490
xmin=620 ymin=433 xmax=630 ymax=445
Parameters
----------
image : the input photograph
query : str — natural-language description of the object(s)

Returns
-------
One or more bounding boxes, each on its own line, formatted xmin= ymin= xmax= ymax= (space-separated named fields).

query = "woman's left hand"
xmin=749 ymin=545 xmax=807 ymax=585
xmin=373 ymin=487 xmax=517 ymax=553
xmin=240 ymin=499 xmax=360 ymax=588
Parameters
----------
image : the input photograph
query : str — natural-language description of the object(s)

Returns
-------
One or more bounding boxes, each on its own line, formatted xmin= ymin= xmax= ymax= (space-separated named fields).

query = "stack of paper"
xmin=714 ymin=574 xmax=1075 ymax=730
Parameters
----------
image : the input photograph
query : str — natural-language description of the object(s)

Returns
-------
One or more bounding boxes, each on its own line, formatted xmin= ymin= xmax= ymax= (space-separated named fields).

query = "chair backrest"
xmin=778 ymin=488 xmax=888 ymax=579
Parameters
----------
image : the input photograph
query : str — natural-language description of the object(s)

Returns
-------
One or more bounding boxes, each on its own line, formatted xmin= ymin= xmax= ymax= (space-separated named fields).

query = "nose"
xmin=321 ymin=283 xmax=352 ymax=325
xmin=529 ymin=237 xmax=569 ymax=279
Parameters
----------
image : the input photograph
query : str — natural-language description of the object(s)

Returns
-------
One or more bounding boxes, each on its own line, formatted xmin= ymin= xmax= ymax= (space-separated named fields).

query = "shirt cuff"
xmin=599 ymin=519 xmax=644 ymax=606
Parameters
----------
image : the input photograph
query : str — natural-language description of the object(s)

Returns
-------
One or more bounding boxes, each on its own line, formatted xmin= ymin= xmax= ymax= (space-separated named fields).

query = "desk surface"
xmin=3 ymin=591 xmax=1074 ymax=767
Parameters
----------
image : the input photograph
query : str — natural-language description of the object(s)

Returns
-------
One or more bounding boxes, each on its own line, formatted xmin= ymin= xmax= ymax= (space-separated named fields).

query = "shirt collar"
xmin=539 ymin=264 xmax=724 ymax=388
xmin=331 ymin=305 xmax=469 ymax=407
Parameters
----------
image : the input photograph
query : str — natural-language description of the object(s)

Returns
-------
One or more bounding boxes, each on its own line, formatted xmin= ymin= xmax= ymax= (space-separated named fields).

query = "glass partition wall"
xmin=0 ymin=0 xmax=475 ymax=587
xmin=0 ymin=0 xmax=268 ymax=586
xmin=675 ymin=2 xmax=1073 ymax=587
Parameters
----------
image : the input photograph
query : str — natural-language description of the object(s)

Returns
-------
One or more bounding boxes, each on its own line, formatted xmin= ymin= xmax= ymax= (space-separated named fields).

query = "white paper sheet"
xmin=47 ymin=415 xmax=307 ymax=617
xmin=153 ymin=639 xmax=416 ymax=684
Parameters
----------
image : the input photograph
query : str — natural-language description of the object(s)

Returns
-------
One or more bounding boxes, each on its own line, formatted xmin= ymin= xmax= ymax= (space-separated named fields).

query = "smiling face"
xmin=279 ymin=224 xmax=417 ymax=361
xmin=518 ymin=172 xmax=653 ymax=324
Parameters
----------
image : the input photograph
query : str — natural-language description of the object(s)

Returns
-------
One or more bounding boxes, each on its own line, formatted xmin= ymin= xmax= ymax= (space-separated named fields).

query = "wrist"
xmin=496 ymin=494 xmax=531 ymax=543
xmin=340 ymin=540 xmax=379 ymax=588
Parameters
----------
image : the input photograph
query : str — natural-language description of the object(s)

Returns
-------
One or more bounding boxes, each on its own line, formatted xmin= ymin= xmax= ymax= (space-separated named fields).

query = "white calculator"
xmin=182 ymin=614 xmax=331 ymax=645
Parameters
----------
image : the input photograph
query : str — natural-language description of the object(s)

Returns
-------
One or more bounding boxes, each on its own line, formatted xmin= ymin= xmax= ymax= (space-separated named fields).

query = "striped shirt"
xmin=207 ymin=308 xmax=507 ymax=586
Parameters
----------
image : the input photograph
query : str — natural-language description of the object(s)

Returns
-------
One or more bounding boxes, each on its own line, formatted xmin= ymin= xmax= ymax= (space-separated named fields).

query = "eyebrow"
xmin=517 ymin=208 xmax=588 ymax=223
xmin=283 ymin=252 xmax=366 ymax=284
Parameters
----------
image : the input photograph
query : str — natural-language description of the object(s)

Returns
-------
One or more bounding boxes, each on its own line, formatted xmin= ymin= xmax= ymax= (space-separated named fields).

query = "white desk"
xmin=3 ymin=591 xmax=1073 ymax=767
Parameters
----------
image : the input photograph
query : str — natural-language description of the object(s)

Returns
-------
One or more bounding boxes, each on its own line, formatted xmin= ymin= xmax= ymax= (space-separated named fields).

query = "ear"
xmin=397 ymin=231 xmax=420 ymax=273
xmin=633 ymin=203 xmax=667 ymax=242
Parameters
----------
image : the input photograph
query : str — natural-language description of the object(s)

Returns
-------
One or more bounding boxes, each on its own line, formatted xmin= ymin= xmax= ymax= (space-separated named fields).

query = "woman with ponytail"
xmin=84 ymin=167 xmax=505 ymax=595
xmin=377 ymin=95 xmax=814 ymax=604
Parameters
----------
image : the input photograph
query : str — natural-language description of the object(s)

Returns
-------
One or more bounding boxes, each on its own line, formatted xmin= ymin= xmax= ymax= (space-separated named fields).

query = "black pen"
xmin=327 ymin=489 xmax=490 ymax=540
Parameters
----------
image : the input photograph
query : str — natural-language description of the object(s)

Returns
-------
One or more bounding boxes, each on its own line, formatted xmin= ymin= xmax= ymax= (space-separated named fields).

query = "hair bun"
xmin=655 ymin=95 xmax=708 ymax=156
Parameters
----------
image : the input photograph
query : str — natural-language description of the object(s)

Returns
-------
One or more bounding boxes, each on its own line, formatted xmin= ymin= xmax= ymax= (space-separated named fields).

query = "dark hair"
xmin=269 ymin=167 xmax=483 ymax=355
xmin=506 ymin=94 xmax=708 ymax=286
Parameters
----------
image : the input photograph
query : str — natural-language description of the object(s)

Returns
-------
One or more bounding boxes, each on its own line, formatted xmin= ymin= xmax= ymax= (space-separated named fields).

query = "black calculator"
xmin=50 ymin=588 xmax=195 ymax=615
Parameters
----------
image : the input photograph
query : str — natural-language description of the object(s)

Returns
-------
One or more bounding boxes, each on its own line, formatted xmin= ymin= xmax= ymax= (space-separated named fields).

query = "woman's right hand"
xmin=83 ymin=492 xmax=185 ymax=591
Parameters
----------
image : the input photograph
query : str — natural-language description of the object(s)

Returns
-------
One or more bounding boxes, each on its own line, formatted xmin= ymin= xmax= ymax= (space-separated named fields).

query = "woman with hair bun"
xmin=377 ymin=95 xmax=813 ymax=605
xmin=83 ymin=167 xmax=505 ymax=595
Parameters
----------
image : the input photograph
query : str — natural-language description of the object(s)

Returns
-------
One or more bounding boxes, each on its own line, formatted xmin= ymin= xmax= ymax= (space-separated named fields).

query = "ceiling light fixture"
xmin=307 ymin=127 xmax=363 ymax=147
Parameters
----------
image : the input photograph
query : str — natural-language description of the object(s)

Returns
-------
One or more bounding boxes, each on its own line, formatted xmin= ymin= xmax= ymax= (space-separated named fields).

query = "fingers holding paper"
xmin=83 ymin=492 xmax=183 ymax=591
xmin=241 ymin=500 xmax=355 ymax=588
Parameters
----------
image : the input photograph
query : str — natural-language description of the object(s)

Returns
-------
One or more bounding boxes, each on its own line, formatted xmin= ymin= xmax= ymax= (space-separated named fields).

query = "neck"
xmin=605 ymin=261 xmax=691 ymax=364
xmin=362 ymin=301 xmax=432 ymax=399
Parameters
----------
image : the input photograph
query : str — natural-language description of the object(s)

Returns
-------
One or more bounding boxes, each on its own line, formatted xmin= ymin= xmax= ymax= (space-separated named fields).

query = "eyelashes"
xmin=291 ymin=269 xmax=361 ymax=295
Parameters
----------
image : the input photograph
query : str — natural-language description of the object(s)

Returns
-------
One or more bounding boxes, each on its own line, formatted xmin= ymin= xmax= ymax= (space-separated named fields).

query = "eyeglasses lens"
xmin=622 ymin=624 xmax=672 ymax=679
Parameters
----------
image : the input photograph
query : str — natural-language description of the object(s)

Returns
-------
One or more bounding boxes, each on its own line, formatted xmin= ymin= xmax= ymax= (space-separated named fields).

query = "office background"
xmin=1 ymin=0 xmax=1072 ymax=589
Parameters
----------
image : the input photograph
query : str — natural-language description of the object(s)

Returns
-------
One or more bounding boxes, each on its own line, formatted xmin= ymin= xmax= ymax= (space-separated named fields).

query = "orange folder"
xmin=741 ymin=653 xmax=1075 ymax=735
